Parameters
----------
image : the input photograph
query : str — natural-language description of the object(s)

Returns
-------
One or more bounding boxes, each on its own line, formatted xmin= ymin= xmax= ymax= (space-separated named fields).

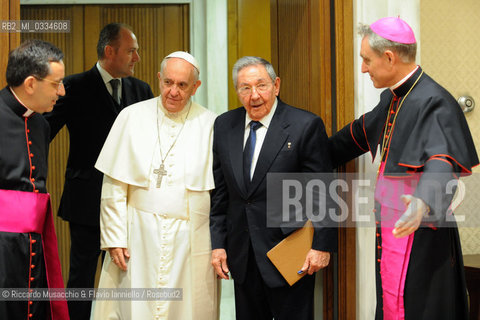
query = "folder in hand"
xmin=266 ymin=220 xmax=314 ymax=286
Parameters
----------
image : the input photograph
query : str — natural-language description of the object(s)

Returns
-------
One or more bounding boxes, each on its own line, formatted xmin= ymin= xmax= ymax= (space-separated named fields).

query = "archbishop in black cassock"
xmin=329 ymin=17 xmax=479 ymax=320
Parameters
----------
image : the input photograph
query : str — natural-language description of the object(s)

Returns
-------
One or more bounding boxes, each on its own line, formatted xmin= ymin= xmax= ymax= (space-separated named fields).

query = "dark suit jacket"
xmin=44 ymin=65 xmax=153 ymax=226
xmin=210 ymin=99 xmax=336 ymax=288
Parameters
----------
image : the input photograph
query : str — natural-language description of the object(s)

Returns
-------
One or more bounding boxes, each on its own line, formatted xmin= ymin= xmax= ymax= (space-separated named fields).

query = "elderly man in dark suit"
xmin=210 ymin=56 xmax=336 ymax=320
xmin=43 ymin=23 xmax=153 ymax=320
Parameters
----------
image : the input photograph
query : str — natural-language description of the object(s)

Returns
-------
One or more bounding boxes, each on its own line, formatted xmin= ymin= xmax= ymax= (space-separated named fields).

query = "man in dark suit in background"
xmin=210 ymin=56 xmax=336 ymax=320
xmin=44 ymin=23 xmax=153 ymax=320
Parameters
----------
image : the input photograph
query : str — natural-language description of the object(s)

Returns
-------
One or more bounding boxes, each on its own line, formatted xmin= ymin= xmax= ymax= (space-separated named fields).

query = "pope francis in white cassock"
xmin=91 ymin=51 xmax=219 ymax=320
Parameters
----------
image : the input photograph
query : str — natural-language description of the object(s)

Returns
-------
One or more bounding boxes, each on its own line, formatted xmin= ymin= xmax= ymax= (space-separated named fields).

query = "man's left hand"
xmin=299 ymin=249 xmax=330 ymax=275
xmin=393 ymin=195 xmax=429 ymax=238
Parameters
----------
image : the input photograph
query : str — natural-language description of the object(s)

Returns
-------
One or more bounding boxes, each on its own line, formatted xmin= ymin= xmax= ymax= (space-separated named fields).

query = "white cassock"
xmin=91 ymin=97 xmax=219 ymax=320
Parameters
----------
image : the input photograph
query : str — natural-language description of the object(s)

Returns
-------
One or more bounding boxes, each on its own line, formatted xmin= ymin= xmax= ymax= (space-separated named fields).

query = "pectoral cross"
xmin=154 ymin=164 xmax=167 ymax=188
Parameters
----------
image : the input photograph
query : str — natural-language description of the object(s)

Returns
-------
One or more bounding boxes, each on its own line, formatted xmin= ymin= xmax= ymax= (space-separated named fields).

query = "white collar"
xmin=9 ymin=87 xmax=34 ymax=117
xmin=157 ymin=97 xmax=191 ymax=121
xmin=96 ymin=62 xmax=121 ymax=85
xmin=244 ymin=98 xmax=278 ymax=129
xmin=390 ymin=65 xmax=419 ymax=91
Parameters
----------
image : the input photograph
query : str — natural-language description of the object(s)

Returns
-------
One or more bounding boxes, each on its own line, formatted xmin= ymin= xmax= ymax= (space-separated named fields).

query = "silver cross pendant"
xmin=154 ymin=164 xmax=167 ymax=188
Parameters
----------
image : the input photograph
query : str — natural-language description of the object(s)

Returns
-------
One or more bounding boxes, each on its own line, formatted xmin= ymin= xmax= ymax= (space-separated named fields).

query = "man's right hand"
xmin=109 ymin=247 xmax=130 ymax=271
xmin=211 ymin=248 xmax=230 ymax=280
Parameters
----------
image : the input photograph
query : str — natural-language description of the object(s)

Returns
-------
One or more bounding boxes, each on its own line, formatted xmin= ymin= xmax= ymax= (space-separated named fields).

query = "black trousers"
xmin=66 ymin=222 xmax=103 ymax=320
xmin=233 ymin=244 xmax=315 ymax=320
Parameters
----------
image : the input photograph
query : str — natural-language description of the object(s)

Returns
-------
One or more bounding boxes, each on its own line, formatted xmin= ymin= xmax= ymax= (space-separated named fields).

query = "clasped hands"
xmin=392 ymin=195 xmax=430 ymax=238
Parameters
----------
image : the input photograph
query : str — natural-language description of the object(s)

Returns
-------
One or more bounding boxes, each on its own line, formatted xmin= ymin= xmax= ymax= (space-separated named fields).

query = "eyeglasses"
xmin=237 ymin=82 xmax=272 ymax=96
xmin=33 ymin=75 xmax=64 ymax=89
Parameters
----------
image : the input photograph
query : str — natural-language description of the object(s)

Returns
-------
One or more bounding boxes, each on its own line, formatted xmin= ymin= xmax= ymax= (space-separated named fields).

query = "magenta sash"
xmin=0 ymin=189 xmax=69 ymax=320
xmin=374 ymin=163 xmax=419 ymax=320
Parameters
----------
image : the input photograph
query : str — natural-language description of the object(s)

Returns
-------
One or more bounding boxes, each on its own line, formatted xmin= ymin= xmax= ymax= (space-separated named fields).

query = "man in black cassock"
xmin=0 ymin=40 xmax=69 ymax=319
xmin=329 ymin=17 xmax=479 ymax=319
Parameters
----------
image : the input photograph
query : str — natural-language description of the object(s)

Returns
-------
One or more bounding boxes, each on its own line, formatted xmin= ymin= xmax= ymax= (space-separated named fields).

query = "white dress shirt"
xmin=243 ymin=98 xmax=278 ymax=180
xmin=96 ymin=62 xmax=122 ymax=102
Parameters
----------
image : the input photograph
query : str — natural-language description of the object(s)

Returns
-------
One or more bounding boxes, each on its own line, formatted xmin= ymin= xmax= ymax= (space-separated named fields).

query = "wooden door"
xmin=270 ymin=0 xmax=355 ymax=318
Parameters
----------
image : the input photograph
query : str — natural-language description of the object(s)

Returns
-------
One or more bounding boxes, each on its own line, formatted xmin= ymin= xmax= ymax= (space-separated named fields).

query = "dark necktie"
xmin=243 ymin=121 xmax=261 ymax=188
xmin=110 ymin=79 xmax=121 ymax=106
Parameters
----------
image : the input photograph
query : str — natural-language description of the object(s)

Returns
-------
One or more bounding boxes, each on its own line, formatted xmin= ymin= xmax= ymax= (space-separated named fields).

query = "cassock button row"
xmin=28 ymin=141 xmax=32 ymax=145
xmin=377 ymin=259 xmax=381 ymax=263
xmin=377 ymin=246 xmax=381 ymax=249
xmin=29 ymin=313 xmax=33 ymax=318
xmin=31 ymin=178 xmax=35 ymax=182
xmin=30 ymin=277 xmax=35 ymax=281
xmin=32 ymin=166 xmax=36 ymax=170
xmin=31 ymin=264 xmax=35 ymax=269
xmin=29 ymin=301 xmax=33 ymax=305
xmin=376 ymin=233 xmax=380 ymax=237
xmin=31 ymin=239 xmax=36 ymax=244
xmin=27 ymin=129 xmax=30 ymax=133
xmin=34 ymin=190 xmax=39 ymax=193
xmin=31 ymin=252 xmax=36 ymax=256
xmin=30 ymin=153 xmax=34 ymax=158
